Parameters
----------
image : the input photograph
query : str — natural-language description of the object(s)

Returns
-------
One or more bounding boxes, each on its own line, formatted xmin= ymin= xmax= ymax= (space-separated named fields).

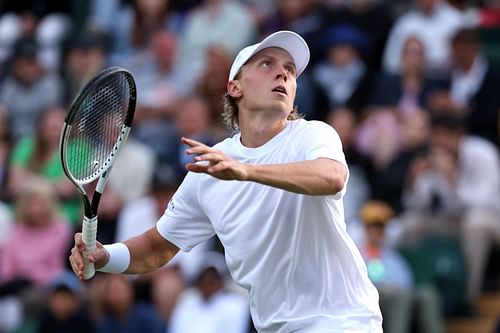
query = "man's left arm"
xmin=182 ymin=137 xmax=347 ymax=196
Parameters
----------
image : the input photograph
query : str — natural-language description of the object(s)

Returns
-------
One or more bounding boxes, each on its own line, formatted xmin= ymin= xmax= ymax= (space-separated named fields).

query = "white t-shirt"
xmin=157 ymin=119 xmax=382 ymax=333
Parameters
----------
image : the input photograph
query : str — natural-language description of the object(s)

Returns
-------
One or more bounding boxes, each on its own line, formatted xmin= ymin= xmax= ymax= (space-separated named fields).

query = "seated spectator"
xmin=369 ymin=36 xmax=447 ymax=114
xmin=326 ymin=0 xmax=394 ymax=70
xmin=97 ymin=274 xmax=165 ymax=333
xmin=6 ymin=106 xmax=80 ymax=225
xmin=0 ymin=36 xmax=65 ymax=142
xmin=358 ymin=201 xmax=444 ymax=333
xmin=0 ymin=3 xmax=72 ymax=71
xmin=108 ymin=0 xmax=184 ymax=66
xmin=37 ymin=271 xmax=97 ymax=333
xmin=428 ymin=27 xmax=500 ymax=148
xmin=0 ymin=179 xmax=71 ymax=287
xmin=169 ymin=251 xmax=250 ymax=333
xmin=382 ymin=0 xmax=464 ymax=76
xmin=401 ymin=112 xmax=500 ymax=302
xmin=312 ymin=24 xmax=373 ymax=113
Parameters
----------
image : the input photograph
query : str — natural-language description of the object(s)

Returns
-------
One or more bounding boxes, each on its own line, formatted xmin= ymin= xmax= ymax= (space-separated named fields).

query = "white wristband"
xmin=98 ymin=243 xmax=130 ymax=274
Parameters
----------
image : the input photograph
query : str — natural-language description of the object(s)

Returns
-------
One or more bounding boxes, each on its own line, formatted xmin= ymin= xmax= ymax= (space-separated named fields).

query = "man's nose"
xmin=275 ymin=65 xmax=288 ymax=81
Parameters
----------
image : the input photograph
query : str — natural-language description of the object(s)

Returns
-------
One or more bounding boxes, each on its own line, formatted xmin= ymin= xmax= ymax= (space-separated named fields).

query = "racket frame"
xmin=59 ymin=67 xmax=136 ymax=279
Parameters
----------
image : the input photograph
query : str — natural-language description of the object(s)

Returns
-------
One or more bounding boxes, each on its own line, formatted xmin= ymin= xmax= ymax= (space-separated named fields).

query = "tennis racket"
xmin=60 ymin=66 xmax=136 ymax=280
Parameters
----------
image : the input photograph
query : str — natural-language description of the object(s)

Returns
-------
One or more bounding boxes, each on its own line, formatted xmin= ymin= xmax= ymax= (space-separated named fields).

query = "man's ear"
xmin=227 ymin=80 xmax=242 ymax=98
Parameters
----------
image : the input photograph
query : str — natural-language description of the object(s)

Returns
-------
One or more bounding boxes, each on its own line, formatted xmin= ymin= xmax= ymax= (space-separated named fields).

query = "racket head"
xmin=60 ymin=67 xmax=136 ymax=186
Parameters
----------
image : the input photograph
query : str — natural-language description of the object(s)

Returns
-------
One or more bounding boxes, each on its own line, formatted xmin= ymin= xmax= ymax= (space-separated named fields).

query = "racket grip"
xmin=82 ymin=216 xmax=98 ymax=280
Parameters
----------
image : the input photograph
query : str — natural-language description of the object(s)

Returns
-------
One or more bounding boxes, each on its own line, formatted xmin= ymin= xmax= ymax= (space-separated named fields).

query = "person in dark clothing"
xmin=37 ymin=271 xmax=97 ymax=333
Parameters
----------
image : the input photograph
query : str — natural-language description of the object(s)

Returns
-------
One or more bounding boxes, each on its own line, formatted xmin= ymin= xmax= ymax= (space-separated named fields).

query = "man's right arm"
xmin=122 ymin=227 xmax=179 ymax=273
xmin=70 ymin=227 xmax=179 ymax=280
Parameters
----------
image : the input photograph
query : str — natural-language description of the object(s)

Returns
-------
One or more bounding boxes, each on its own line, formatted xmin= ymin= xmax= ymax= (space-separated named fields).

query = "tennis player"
xmin=69 ymin=31 xmax=383 ymax=332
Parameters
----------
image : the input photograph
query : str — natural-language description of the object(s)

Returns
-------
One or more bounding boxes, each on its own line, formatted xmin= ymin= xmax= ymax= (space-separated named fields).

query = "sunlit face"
xmin=231 ymin=47 xmax=297 ymax=116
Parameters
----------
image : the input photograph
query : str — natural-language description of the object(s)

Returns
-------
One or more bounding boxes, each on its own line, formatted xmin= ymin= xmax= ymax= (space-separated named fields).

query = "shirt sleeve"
xmin=156 ymin=172 xmax=215 ymax=252
xmin=294 ymin=121 xmax=349 ymax=197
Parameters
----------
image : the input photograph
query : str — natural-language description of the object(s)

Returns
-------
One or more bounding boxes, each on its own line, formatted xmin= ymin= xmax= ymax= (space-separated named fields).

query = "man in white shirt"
xmin=69 ymin=31 xmax=382 ymax=333
xmin=382 ymin=0 xmax=464 ymax=75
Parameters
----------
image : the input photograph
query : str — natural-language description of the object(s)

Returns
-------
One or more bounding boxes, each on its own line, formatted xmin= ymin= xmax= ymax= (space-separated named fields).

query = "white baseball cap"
xmin=228 ymin=30 xmax=310 ymax=81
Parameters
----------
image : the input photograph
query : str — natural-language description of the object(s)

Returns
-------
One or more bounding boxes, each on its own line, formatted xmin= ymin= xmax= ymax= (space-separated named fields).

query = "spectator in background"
xmin=169 ymin=251 xmax=250 ymax=333
xmin=37 ymin=271 xmax=97 ymax=333
xmin=312 ymin=24 xmax=372 ymax=114
xmin=369 ymin=36 xmax=447 ymax=114
xmin=326 ymin=0 xmax=393 ymax=71
xmin=0 ymin=36 xmax=65 ymax=142
xmin=382 ymin=0 xmax=464 ymax=76
xmin=400 ymin=112 xmax=500 ymax=301
xmin=108 ymin=0 xmax=183 ymax=66
xmin=179 ymin=0 xmax=256 ymax=84
xmin=0 ymin=179 xmax=71 ymax=287
xmin=6 ymin=106 xmax=80 ymax=226
xmin=63 ymin=30 xmax=108 ymax=103
xmin=96 ymin=274 xmax=165 ymax=333
xmin=358 ymin=200 xmax=444 ymax=333
xmin=429 ymin=27 xmax=500 ymax=148
xmin=0 ymin=1 xmax=72 ymax=72
xmin=430 ymin=112 xmax=500 ymax=302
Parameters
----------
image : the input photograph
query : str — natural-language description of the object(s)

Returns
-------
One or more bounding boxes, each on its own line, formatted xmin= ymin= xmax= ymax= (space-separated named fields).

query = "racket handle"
xmin=82 ymin=216 xmax=98 ymax=280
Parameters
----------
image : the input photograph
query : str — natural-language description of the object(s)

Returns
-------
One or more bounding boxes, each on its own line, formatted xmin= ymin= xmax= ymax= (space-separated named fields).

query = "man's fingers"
xmin=185 ymin=162 xmax=210 ymax=173
xmin=194 ymin=153 xmax=223 ymax=162
xmin=88 ymin=248 xmax=108 ymax=268
xmin=74 ymin=233 xmax=86 ymax=251
xmin=182 ymin=137 xmax=206 ymax=148
xmin=70 ymin=246 xmax=85 ymax=279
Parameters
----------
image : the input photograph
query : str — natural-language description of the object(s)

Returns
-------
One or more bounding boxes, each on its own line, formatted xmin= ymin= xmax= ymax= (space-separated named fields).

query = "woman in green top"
xmin=6 ymin=106 xmax=81 ymax=226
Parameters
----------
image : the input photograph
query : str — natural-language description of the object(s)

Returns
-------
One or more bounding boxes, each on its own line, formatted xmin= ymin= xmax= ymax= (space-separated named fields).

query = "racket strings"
xmin=65 ymin=73 xmax=131 ymax=182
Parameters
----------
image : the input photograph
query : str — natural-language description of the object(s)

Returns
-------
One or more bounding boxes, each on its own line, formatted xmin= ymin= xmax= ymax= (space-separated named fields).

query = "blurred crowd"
xmin=0 ymin=0 xmax=499 ymax=332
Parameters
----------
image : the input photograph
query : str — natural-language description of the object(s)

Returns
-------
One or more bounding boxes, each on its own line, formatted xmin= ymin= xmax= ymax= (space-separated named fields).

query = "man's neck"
xmin=239 ymin=111 xmax=288 ymax=148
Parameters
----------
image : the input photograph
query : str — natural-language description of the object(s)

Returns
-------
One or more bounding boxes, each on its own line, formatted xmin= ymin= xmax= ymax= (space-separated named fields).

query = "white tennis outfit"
xmin=157 ymin=119 xmax=382 ymax=333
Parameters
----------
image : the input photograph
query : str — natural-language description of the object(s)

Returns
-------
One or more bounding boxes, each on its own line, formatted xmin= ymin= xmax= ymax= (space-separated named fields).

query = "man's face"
xmin=234 ymin=47 xmax=297 ymax=116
